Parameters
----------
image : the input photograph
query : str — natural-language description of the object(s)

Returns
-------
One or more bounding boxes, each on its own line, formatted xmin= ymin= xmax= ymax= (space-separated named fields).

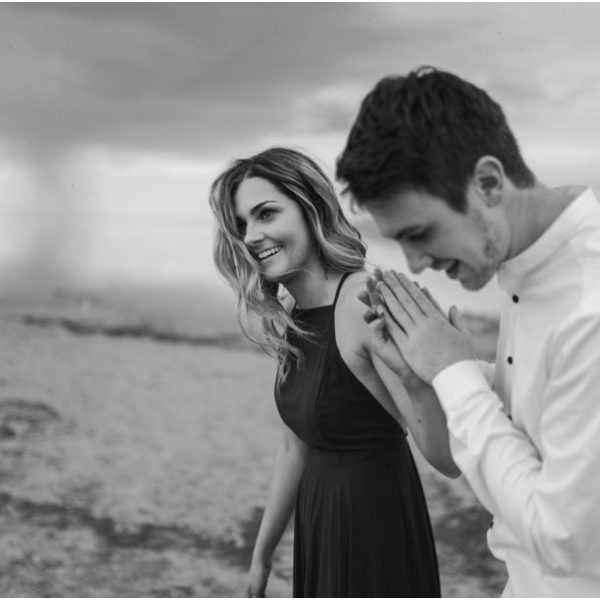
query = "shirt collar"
xmin=497 ymin=187 xmax=597 ymax=291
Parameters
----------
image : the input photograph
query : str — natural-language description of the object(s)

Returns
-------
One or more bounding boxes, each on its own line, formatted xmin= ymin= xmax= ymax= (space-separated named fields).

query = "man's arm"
xmin=357 ymin=271 xmax=459 ymax=477
xmin=377 ymin=271 xmax=600 ymax=576
xmin=434 ymin=313 xmax=600 ymax=575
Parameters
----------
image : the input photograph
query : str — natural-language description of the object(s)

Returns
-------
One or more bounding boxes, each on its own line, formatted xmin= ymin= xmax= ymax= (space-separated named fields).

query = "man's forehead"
xmin=366 ymin=198 xmax=425 ymax=237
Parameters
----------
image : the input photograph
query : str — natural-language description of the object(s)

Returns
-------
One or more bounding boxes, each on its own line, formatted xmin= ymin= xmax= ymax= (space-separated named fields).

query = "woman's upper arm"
xmin=281 ymin=422 xmax=309 ymax=458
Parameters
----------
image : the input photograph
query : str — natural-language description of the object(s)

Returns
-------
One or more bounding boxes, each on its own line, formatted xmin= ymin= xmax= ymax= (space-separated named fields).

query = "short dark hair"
xmin=336 ymin=66 xmax=535 ymax=211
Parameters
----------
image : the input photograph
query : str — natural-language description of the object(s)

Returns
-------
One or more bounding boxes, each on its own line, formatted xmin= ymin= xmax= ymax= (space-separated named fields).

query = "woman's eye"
xmin=259 ymin=208 xmax=276 ymax=221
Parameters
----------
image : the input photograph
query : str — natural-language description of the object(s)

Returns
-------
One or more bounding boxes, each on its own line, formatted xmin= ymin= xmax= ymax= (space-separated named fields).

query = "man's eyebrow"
xmin=393 ymin=224 xmax=425 ymax=240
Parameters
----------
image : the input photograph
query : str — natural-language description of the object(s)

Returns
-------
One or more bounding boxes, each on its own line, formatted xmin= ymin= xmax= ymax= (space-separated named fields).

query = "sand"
xmin=0 ymin=287 xmax=505 ymax=597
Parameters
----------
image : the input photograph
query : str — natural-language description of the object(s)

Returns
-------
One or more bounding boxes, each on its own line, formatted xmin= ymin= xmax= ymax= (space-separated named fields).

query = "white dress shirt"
xmin=432 ymin=187 xmax=600 ymax=597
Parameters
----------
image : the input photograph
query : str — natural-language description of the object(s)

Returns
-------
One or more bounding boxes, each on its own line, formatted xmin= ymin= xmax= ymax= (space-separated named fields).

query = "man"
xmin=335 ymin=66 xmax=600 ymax=596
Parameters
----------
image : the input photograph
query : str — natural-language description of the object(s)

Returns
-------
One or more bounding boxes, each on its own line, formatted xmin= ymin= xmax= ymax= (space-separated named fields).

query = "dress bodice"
xmin=275 ymin=274 xmax=405 ymax=451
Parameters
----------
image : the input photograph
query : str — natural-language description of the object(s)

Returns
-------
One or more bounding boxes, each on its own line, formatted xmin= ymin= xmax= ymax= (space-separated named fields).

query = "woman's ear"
xmin=473 ymin=156 xmax=505 ymax=207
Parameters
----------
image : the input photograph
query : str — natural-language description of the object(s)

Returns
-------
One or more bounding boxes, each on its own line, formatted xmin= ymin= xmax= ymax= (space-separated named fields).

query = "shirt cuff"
xmin=432 ymin=360 xmax=492 ymax=416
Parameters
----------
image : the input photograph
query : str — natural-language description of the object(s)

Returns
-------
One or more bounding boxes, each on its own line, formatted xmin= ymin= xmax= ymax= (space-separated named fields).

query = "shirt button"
xmin=507 ymin=356 xmax=513 ymax=365
xmin=512 ymin=294 xmax=519 ymax=303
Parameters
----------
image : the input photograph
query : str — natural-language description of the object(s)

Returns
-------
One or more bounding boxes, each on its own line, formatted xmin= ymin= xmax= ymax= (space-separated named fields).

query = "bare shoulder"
xmin=338 ymin=270 xmax=370 ymax=301
xmin=335 ymin=270 xmax=372 ymax=348
xmin=337 ymin=270 xmax=371 ymax=319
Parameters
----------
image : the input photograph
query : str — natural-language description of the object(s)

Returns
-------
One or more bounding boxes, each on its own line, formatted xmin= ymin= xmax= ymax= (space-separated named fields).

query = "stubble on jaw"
xmin=469 ymin=205 xmax=506 ymax=287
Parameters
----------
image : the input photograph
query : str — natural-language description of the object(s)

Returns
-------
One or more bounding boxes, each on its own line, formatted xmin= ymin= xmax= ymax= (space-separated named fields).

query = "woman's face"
xmin=234 ymin=176 xmax=320 ymax=283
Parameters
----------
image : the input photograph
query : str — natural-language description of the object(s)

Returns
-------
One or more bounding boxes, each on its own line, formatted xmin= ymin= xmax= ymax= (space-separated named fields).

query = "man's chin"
xmin=460 ymin=280 xmax=485 ymax=291
xmin=458 ymin=272 xmax=493 ymax=291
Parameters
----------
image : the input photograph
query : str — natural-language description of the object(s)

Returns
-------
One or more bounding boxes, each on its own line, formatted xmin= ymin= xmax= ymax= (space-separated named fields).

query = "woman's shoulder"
xmin=340 ymin=269 xmax=371 ymax=295
xmin=338 ymin=270 xmax=371 ymax=307
xmin=335 ymin=270 xmax=373 ymax=332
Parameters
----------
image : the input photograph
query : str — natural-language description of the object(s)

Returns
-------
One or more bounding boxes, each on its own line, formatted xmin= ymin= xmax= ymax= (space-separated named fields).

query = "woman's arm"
xmin=370 ymin=351 xmax=460 ymax=478
xmin=247 ymin=424 xmax=308 ymax=596
xmin=341 ymin=273 xmax=459 ymax=477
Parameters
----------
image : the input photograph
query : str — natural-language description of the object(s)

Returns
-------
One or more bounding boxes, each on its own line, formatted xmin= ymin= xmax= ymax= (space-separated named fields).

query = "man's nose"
xmin=403 ymin=244 xmax=432 ymax=274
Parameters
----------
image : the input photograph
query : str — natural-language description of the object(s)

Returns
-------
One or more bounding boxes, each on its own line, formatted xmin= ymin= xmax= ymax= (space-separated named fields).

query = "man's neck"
xmin=505 ymin=183 xmax=585 ymax=260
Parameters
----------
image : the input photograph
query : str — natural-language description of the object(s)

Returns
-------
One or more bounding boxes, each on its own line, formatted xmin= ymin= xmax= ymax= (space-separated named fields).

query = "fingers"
xmin=449 ymin=305 xmax=471 ymax=334
xmin=363 ymin=307 xmax=379 ymax=324
xmin=377 ymin=271 xmax=426 ymax=331
xmin=421 ymin=287 xmax=444 ymax=316
xmin=378 ymin=301 xmax=408 ymax=348
xmin=379 ymin=271 xmax=423 ymax=323
xmin=383 ymin=270 xmax=443 ymax=319
xmin=366 ymin=309 xmax=389 ymax=341
xmin=366 ymin=276 xmax=381 ymax=311
xmin=365 ymin=269 xmax=442 ymax=329
xmin=358 ymin=290 xmax=371 ymax=308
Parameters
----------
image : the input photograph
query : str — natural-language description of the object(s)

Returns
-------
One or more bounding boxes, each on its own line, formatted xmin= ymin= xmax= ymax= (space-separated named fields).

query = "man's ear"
xmin=472 ymin=156 xmax=505 ymax=207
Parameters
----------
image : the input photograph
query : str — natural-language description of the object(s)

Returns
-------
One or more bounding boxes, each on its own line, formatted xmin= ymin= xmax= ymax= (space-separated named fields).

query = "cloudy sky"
xmin=2 ymin=3 xmax=600 ymax=310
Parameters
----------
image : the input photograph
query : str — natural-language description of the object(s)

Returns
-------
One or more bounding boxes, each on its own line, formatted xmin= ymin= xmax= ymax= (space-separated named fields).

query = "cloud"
xmin=1 ymin=4 xmax=375 ymax=155
xmin=2 ymin=3 xmax=600 ymax=170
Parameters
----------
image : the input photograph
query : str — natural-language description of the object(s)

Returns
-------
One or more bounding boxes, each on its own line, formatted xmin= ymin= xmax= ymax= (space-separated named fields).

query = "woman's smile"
xmin=257 ymin=245 xmax=283 ymax=261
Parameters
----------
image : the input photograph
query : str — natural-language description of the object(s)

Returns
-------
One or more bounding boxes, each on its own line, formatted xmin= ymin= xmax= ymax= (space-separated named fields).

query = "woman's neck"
xmin=284 ymin=269 xmax=344 ymax=310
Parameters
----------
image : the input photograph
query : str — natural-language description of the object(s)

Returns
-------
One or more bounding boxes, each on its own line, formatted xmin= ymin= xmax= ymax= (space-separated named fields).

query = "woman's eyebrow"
xmin=235 ymin=200 xmax=278 ymax=221
xmin=249 ymin=200 xmax=277 ymax=217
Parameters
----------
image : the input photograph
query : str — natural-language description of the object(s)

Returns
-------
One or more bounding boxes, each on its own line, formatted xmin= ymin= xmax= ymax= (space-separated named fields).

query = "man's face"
xmin=366 ymin=187 xmax=509 ymax=290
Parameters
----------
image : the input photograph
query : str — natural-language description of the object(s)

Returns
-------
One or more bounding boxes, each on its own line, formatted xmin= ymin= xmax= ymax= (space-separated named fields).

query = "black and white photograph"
xmin=1 ymin=2 xmax=600 ymax=597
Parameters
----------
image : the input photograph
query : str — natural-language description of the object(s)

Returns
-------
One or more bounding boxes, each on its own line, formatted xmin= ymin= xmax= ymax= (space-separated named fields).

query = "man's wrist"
xmin=429 ymin=349 xmax=476 ymax=383
xmin=431 ymin=360 xmax=490 ymax=414
xmin=403 ymin=369 xmax=425 ymax=394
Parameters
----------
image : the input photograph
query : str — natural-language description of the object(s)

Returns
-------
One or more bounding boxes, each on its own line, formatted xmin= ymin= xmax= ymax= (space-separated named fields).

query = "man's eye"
xmin=406 ymin=230 xmax=428 ymax=242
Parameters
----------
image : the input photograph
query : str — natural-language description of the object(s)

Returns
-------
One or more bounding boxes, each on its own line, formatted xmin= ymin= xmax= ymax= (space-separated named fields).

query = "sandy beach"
xmin=0 ymin=286 xmax=506 ymax=597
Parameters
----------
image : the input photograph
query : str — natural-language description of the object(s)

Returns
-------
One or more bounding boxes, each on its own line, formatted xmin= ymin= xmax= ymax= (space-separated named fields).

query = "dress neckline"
xmin=293 ymin=303 xmax=333 ymax=314
xmin=292 ymin=272 xmax=351 ymax=313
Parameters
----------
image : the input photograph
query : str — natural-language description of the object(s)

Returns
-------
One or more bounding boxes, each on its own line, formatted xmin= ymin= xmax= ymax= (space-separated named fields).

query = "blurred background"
xmin=2 ymin=2 xmax=600 ymax=314
xmin=1 ymin=3 xmax=599 ymax=597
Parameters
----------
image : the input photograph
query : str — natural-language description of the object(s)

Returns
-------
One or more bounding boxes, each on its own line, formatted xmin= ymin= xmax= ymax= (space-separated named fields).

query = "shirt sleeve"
xmin=432 ymin=313 xmax=600 ymax=576
xmin=476 ymin=359 xmax=495 ymax=386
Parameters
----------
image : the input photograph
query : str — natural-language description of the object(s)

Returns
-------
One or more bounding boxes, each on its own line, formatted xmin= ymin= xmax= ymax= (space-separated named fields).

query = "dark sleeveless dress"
xmin=275 ymin=273 xmax=440 ymax=598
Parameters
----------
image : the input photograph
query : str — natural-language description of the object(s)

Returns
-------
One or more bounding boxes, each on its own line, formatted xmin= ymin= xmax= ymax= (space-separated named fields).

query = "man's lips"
xmin=446 ymin=260 xmax=460 ymax=279
xmin=433 ymin=260 xmax=460 ymax=278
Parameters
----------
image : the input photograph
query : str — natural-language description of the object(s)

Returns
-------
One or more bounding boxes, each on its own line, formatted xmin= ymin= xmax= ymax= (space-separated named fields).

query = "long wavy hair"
xmin=209 ymin=147 xmax=367 ymax=381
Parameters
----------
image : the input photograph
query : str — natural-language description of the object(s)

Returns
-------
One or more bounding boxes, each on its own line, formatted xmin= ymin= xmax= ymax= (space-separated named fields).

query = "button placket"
xmin=508 ymin=292 xmax=518 ymax=364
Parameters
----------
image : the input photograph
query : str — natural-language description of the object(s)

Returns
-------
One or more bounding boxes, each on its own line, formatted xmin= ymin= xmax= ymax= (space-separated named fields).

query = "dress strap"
xmin=332 ymin=272 xmax=352 ymax=307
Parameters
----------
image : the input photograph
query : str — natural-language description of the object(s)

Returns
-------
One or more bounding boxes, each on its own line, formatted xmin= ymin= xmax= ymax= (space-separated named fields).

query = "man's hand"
xmin=359 ymin=269 xmax=420 ymax=389
xmin=375 ymin=270 xmax=475 ymax=383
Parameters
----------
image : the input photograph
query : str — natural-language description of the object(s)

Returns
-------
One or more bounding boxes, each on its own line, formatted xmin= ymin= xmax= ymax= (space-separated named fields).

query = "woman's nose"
xmin=244 ymin=221 xmax=265 ymax=247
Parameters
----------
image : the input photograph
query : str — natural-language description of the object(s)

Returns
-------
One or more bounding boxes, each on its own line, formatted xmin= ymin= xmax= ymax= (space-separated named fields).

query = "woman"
xmin=209 ymin=147 xmax=458 ymax=597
